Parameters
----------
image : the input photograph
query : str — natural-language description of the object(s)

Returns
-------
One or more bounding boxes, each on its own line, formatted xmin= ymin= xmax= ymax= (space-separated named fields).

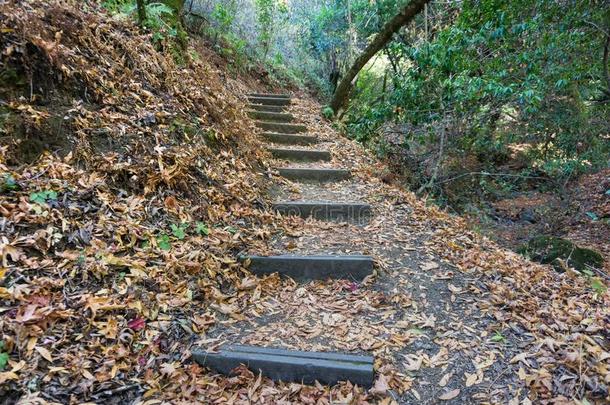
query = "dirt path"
xmin=199 ymin=96 xmax=558 ymax=404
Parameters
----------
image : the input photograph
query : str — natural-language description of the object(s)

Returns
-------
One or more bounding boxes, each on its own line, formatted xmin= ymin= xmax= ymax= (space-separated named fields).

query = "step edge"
xmin=276 ymin=168 xmax=349 ymax=173
xmin=262 ymin=132 xmax=317 ymax=137
xmin=256 ymin=121 xmax=307 ymax=128
xmin=247 ymin=111 xmax=294 ymax=117
xmin=209 ymin=345 xmax=374 ymax=363
xmin=273 ymin=201 xmax=371 ymax=206
xmin=267 ymin=148 xmax=330 ymax=153
xmin=247 ymin=93 xmax=291 ymax=99
xmin=192 ymin=349 xmax=374 ymax=370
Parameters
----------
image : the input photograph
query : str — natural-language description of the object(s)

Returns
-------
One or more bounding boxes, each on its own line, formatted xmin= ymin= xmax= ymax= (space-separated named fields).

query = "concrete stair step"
xmin=248 ymin=93 xmax=290 ymax=99
xmin=268 ymin=148 xmax=331 ymax=162
xmin=273 ymin=201 xmax=371 ymax=221
xmin=248 ymin=96 xmax=291 ymax=106
xmin=248 ymin=110 xmax=294 ymax=122
xmin=248 ymin=104 xmax=286 ymax=112
xmin=262 ymin=132 xmax=318 ymax=145
xmin=192 ymin=345 xmax=374 ymax=387
xmin=277 ymin=167 xmax=350 ymax=182
xmin=256 ymin=121 xmax=306 ymax=134
xmin=242 ymin=255 xmax=373 ymax=281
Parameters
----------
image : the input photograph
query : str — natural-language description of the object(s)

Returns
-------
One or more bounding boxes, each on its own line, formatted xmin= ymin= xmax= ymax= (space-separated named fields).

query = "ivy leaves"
xmin=29 ymin=190 xmax=58 ymax=205
xmin=153 ymin=222 xmax=211 ymax=251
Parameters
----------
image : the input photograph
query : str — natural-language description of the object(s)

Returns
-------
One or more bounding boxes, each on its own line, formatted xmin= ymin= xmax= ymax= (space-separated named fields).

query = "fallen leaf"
xmin=464 ymin=371 xmax=478 ymax=387
xmin=160 ymin=362 xmax=176 ymax=376
xmin=439 ymin=389 xmax=460 ymax=400
xmin=510 ymin=352 xmax=531 ymax=364
xmin=448 ymin=284 xmax=462 ymax=293
xmin=403 ymin=354 xmax=423 ymax=371
xmin=34 ymin=346 xmax=53 ymax=362
xmin=371 ymin=373 xmax=390 ymax=394
xmin=82 ymin=369 xmax=95 ymax=380
xmin=420 ymin=261 xmax=439 ymax=271
xmin=411 ymin=388 xmax=421 ymax=400
xmin=439 ymin=371 xmax=453 ymax=387
xmin=128 ymin=317 xmax=146 ymax=331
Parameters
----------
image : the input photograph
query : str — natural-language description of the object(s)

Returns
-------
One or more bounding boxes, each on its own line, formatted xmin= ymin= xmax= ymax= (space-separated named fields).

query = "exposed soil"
xmin=470 ymin=169 xmax=610 ymax=277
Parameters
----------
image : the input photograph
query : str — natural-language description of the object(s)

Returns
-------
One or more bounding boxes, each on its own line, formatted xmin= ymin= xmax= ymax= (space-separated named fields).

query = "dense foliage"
xmin=345 ymin=0 xmax=609 ymax=203
xmin=102 ymin=0 xmax=188 ymax=59
xmin=185 ymin=0 xmax=609 ymax=208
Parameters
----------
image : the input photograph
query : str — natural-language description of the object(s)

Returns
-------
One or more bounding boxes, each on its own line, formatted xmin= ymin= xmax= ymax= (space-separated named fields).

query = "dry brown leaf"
xmin=438 ymin=389 xmax=460 ymax=400
xmin=403 ymin=354 xmax=423 ymax=371
xmin=420 ymin=261 xmax=439 ymax=271
xmin=464 ymin=372 xmax=479 ymax=387
xmin=34 ymin=346 xmax=53 ymax=362
xmin=510 ymin=352 xmax=532 ymax=364
xmin=439 ymin=371 xmax=453 ymax=387
xmin=371 ymin=373 xmax=390 ymax=395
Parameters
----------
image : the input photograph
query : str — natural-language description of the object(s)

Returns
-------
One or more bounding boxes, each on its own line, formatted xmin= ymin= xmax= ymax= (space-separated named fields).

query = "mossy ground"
xmin=518 ymin=235 xmax=604 ymax=272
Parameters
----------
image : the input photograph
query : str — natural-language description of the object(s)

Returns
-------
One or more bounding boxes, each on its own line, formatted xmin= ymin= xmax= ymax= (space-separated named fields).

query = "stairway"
xmin=248 ymin=93 xmax=371 ymax=223
xmin=193 ymin=93 xmax=375 ymax=388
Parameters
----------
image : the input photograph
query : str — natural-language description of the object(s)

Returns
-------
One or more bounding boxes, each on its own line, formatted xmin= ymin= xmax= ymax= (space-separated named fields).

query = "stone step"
xmin=262 ymin=132 xmax=318 ymax=145
xmin=248 ymin=96 xmax=291 ymax=106
xmin=248 ymin=93 xmax=290 ymax=99
xmin=273 ymin=202 xmax=371 ymax=221
xmin=277 ymin=167 xmax=351 ymax=182
xmin=256 ymin=121 xmax=306 ymax=134
xmin=248 ymin=104 xmax=286 ymax=113
xmin=242 ymin=255 xmax=374 ymax=281
xmin=268 ymin=148 xmax=331 ymax=162
xmin=248 ymin=110 xmax=294 ymax=122
xmin=192 ymin=345 xmax=374 ymax=387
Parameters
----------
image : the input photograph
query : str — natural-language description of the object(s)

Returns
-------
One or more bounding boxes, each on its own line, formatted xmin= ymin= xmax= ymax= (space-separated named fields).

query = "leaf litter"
xmin=0 ymin=1 xmax=608 ymax=404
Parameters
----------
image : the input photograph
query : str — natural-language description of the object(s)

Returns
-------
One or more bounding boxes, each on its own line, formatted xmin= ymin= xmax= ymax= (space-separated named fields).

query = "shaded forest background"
xmin=184 ymin=0 xmax=609 ymax=188
xmin=176 ymin=0 xmax=610 ymax=267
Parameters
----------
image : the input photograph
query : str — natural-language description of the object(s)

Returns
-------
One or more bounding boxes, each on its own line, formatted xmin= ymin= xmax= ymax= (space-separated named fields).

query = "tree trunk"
xmin=602 ymin=21 xmax=610 ymax=96
xmin=330 ymin=0 xmax=431 ymax=115
xmin=136 ymin=0 xmax=147 ymax=25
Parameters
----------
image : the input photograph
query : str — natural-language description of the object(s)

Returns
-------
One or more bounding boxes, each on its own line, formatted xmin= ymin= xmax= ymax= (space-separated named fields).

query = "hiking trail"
xmin=194 ymin=93 xmax=536 ymax=404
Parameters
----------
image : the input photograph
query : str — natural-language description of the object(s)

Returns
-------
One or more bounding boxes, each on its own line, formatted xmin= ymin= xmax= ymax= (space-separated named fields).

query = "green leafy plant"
xmin=29 ymin=190 xmax=58 ymax=205
xmin=102 ymin=0 xmax=188 ymax=62
xmin=0 ymin=174 xmax=19 ymax=193
xmin=157 ymin=233 xmax=171 ymax=251
xmin=582 ymin=269 xmax=608 ymax=295
xmin=589 ymin=277 xmax=607 ymax=295
xmin=254 ymin=0 xmax=287 ymax=59
xmin=322 ymin=106 xmax=334 ymax=120
xmin=211 ymin=1 xmax=237 ymax=33
xmin=195 ymin=222 xmax=210 ymax=236
xmin=101 ymin=0 xmax=133 ymax=14
xmin=491 ymin=331 xmax=506 ymax=343
xmin=0 ymin=341 xmax=8 ymax=371
xmin=170 ymin=223 xmax=187 ymax=240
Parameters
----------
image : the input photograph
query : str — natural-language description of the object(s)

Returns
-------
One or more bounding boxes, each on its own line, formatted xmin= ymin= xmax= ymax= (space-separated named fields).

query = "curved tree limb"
xmin=602 ymin=22 xmax=610 ymax=94
xmin=330 ymin=0 xmax=431 ymax=115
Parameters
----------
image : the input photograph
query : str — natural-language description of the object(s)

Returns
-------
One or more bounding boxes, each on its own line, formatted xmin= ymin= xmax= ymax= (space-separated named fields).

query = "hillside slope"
xmin=1 ymin=1 xmax=278 ymax=402
xmin=1 ymin=1 xmax=609 ymax=404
